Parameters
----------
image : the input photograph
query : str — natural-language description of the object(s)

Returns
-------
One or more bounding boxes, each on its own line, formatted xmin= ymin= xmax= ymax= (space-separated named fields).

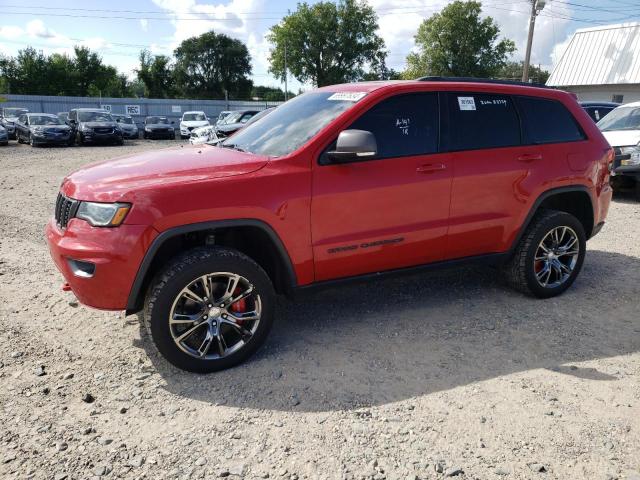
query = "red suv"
xmin=46 ymin=78 xmax=613 ymax=372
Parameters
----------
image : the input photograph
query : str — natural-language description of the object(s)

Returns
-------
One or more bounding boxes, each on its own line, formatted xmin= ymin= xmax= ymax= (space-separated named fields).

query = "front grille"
xmin=55 ymin=193 xmax=79 ymax=228
xmin=94 ymin=127 xmax=113 ymax=134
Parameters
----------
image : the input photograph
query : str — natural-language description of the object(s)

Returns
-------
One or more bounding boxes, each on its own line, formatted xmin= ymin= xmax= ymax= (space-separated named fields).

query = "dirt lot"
xmin=0 ymin=140 xmax=639 ymax=480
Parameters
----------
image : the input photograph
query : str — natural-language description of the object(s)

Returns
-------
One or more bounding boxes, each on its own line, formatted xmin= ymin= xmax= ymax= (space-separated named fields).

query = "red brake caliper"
xmin=229 ymin=288 xmax=247 ymax=324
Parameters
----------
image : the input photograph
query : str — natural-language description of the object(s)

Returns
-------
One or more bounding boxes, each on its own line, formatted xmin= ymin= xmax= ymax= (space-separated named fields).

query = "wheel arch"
xmin=510 ymin=185 xmax=595 ymax=254
xmin=126 ymin=219 xmax=297 ymax=314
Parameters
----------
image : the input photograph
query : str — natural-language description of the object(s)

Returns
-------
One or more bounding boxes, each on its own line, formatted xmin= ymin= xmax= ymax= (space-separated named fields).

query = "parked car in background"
xmin=46 ymin=78 xmax=612 ymax=372
xmin=112 ymin=114 xmax=139 ymax=139
xmin=15 ymin=113 xmax=72 ymax=146
xmin=0 ymin=107 xmax=29 ymax=140
xmin=67 ymin=108 xmax=123 ymax=146
xmin=580 ymin=101 xmax=619 ymax=123
xmin=598 ymin=102 xmax=640 ymax=199
xmin=143 ymin=116 xmax=176 ymax=140
xmin=57 ymin=112 xmax=69 ymax=124
xmin=215 ymin=111 xmax=232 ymax=125
xmin=180 ymin=111 xmax=209 ymax=139
xmin=0 ymin=125 xmax=8 ymax=146
xmin=189 ymin=125 xmax=217 ymax=145
xmin=210 ymin=107 xmax=275 ymax=143
xmin=214 ymin=109 xmax=260 ymax=138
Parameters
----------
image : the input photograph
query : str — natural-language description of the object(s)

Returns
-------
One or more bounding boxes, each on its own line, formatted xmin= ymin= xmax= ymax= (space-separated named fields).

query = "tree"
xmin=136 ymin=50 xmax=176 ymax=98
xmin=404 ymin=1 xmax=515 ymax=79
xmin=267 ymin=0 xmax=387 ymax=87
xmin=173 ymin=31 xmax=252 ymax=99
xmin=496 ymin=61 xmax=550 ymax=84
xmin=250 ymin=85 xmax=295 ymax=101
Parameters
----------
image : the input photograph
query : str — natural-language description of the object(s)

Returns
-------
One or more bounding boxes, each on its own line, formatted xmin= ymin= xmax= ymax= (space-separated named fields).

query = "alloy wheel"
xmin=168 ymin=272 xmax=261 ymax=360
xmin=533 ymin=226 xmax=580 ymax=288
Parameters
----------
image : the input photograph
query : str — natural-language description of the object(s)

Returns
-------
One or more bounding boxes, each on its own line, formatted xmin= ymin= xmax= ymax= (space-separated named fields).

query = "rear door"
xmin=311 ymin=92 xmax=453 ymax=281
xmin=443 ymin=91 xmax=539 ymax=259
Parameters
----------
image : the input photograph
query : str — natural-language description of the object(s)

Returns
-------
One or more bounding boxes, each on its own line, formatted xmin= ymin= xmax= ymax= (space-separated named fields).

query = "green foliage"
xmin=267 ymin=0 xmax=386 ymax=87
xmin=0 ymin=46 xmax=138 ymax=97
xmin=250 ymin=85 xmax=295 ymax=101
xmin=173 ymin=31 xmax=253 ymax=99
xmin=404 ymin=1 xmax=516 ymax=79
xmin=496 ymin=61 xmax=550 ymax=84
xmin=136 ymin=50 xmax=176 ymax=98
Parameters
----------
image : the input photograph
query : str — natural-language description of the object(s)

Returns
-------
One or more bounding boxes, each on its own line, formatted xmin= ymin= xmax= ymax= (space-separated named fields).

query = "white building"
xmin=547 ymin=22 xmax=640 ymax=104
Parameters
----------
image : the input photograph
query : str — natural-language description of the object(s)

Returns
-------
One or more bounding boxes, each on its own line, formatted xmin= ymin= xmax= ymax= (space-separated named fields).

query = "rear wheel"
xmin=504 ymin=210 xmax=586 ymax=298
xmin=144 ymin=247 xmax=275 ymax=373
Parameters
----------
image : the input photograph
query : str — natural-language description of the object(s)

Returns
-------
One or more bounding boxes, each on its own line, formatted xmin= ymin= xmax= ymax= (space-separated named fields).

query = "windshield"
xmin=598 ymin=106 xmax=640 ymax=131
xmin=243 ymin=108 xmax=274 ymax=127
xmin=30 ymin=115 xmax=62 ymax=126
xmin=183 ymin=113 xmax=206 ymax=121
xmin=215 ymin=91 xmax=362 ymax=156
xmin=221 ymin=111 xmax=242 ymax=124
xmin=4 ymin=108 xmax=28 ymax=117
xmin=115 ymin=116 xmax=134 ymax=124
xmin=78 ymin=111 xmax=113 ymax=122
xmin=57 ymin=113 xmax=68 ymax=122
xmin=146 ymin=116 xmax=169 ymax=124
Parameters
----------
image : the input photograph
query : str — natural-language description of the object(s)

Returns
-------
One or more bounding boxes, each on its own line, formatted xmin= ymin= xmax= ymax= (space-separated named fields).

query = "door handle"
xmin=517 ymin=153 xmax=543 ymax=162
xmin=416 ymin=163 xmax=446 ymax=174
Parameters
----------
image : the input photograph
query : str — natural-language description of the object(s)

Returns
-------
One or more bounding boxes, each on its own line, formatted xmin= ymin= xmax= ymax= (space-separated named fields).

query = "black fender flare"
xmin=126 ymin=219 xmax=297 ymax=313
xmin=508 ymin=185 xmax=595 ymax=254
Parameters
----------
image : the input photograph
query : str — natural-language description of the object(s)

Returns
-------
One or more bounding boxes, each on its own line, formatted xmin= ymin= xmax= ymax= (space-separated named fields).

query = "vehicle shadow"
xmin=137 ymin=249 xmax=640 ymax=412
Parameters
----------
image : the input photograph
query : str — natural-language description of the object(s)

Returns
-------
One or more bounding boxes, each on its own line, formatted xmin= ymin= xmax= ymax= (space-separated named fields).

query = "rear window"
xmin=447 ymin=93 xmax=520 ymax=151
xmin=516 ymin=96 xmax=585 ymax=144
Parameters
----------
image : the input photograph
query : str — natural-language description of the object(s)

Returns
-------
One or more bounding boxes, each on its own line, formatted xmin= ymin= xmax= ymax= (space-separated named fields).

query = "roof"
xmin=579 ymin=101 xmax=620 ymax=107
xmin=547 ymin=22 xmax=640 ymax=87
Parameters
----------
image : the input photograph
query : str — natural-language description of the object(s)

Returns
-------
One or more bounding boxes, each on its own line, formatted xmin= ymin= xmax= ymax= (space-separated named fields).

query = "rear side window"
xmin=348 ymin=93 xmax=439 ymax=159
xmin=516 ymin=96 xmax=585 ymax=144
xmin=446 ymin=93 xmax=520 ymax=151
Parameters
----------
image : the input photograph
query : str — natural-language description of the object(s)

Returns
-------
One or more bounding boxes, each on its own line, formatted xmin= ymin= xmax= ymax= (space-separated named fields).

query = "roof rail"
xmin=417 ymin=76 xmax=550 ymax=89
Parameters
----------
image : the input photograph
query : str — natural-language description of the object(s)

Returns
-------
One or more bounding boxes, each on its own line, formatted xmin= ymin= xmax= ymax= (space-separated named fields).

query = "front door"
xmin=311 ymin=92 xmax=453 ymax=281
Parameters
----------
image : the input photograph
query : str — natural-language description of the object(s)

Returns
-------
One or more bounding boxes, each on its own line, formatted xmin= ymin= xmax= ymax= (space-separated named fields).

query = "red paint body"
xmin=45 ymin=80 xmax=612 ymax=310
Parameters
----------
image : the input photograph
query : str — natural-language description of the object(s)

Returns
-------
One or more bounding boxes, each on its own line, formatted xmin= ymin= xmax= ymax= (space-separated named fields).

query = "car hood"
xmin=61 ymin=144 xmax=269 ymax=202
xmin=601 ymin=129 xmax=640 ymax=148
xmin=181 ymin=120 xmax=209 ymax=127
xmin=119 ymin=124 xmax=137 ymax=130
xmin=217 ymin=122 xmax=244 ymax=133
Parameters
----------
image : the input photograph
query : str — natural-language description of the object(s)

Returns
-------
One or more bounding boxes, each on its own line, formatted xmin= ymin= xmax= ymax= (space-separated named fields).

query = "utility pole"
xmin=284 ymin=42 xmax=288 ymax=101
xmin=522 ymin=0 xmax=546 ymax=83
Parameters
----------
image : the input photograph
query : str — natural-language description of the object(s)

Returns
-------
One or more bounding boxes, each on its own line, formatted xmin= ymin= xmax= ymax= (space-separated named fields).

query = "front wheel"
xmin=144 ymin=247 xmax=275 ymax=373
xmin=503 ymin=210 xmax=586 ymax=298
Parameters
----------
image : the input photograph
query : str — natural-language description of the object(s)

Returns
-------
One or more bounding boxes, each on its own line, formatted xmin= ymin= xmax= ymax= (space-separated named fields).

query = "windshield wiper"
xmin=220 ymin=143 xmax=246 ymax=152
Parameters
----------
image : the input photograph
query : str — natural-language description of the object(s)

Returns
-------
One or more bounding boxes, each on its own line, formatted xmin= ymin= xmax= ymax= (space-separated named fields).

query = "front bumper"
xmin=32 ymin=132 xmax=72 ymax=145
xmin=146 ymin=129 xmax=175 ymax=139
xmin=122 ymin=130 xmax=138 ymax=139
xmin=45 ymin=218 xmax=157 ymax=310
xmin=81 ymin=131 xmax=122 ymax=143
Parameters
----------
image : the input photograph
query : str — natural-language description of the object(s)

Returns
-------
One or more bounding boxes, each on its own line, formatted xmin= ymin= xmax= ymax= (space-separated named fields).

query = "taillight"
xmin=606 ymin=147 xmax=615 ymax=171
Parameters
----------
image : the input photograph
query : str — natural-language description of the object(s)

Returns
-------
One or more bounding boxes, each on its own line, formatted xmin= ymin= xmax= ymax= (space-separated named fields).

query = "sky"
xmin=1 ymin=0 xmax=640 ymax=93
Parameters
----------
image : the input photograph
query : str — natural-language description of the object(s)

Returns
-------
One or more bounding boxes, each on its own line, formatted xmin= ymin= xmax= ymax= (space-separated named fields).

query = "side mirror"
xmin=326 ymin=130 xmax=377 ymax=163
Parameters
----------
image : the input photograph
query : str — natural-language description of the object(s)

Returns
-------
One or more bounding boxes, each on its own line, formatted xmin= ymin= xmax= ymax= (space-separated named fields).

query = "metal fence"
xmin=0 ymin=94 xmax=282 ymax=128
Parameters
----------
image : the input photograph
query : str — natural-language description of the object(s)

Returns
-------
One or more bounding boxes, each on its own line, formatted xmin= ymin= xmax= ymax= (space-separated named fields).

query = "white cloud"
xmin=26 ymin=19 xmax=56 ymax=39
xmin=140 ymin=19 xmax=149 ymax=32
xmin=0 ymin=25 xmax=24 ymax=39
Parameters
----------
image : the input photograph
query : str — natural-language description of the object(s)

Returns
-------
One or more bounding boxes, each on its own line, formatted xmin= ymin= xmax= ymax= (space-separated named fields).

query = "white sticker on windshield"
xmin=328 ymin=92 xmax=367 ymax=102
xmin=458 ymin=96 xmax=476 ymax=111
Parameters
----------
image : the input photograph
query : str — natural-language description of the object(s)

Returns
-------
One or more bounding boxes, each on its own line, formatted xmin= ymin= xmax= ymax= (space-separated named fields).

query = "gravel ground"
xmin=0 ymin=140 xmax=639 ymax=480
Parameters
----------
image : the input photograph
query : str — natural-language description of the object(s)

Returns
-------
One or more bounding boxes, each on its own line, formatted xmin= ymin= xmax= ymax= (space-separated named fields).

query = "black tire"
xmin=503 ymin=209 xmax=586 ymax=298
xmin=170 ymin=132 xmax=176 ymax=140
xmin=144 ymin=247 xmax=276 ymax=373
xmin=17 ymin=133 xmax=23 ymax=144
xmin=76 ymin=132 xmax=84 ymax=146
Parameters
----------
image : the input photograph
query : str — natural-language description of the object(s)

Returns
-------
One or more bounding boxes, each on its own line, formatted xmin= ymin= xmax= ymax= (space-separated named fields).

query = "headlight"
xmin=145 ymin=127 xmax=152 ymax=132
xmin=80 ymin=125 xmax=92 ymax=132
xmin=76 ymin=202 xmax=130 ymax=227
xmin=620 ymin=145 xmax=640 ymax=166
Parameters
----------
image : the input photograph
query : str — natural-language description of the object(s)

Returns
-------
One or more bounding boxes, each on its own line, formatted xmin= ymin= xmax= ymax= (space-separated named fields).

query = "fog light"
xmin=67 ymin=258 xmax=96 ymax=278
